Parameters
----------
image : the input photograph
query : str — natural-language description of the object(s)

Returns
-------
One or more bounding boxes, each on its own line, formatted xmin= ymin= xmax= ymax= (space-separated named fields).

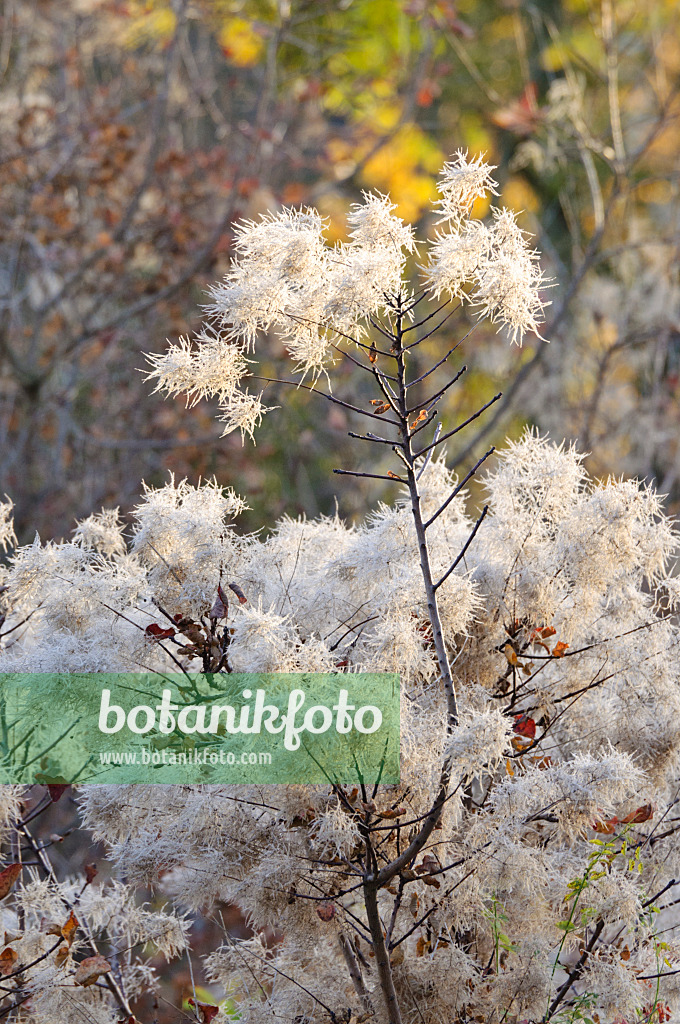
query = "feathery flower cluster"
xmin=2 ymin=429 xmax=680 ymax=1024
xmin=145 ymin=153 xmax=547 ymax=438
xmin=1 ymin=156 xmax=676 ymax=1024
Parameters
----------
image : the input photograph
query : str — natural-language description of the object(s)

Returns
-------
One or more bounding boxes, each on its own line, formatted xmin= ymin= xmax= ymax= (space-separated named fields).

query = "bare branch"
xmin=424 ymin=447 xmax=496 ymax=530
xmin=434 ymin=505 xmax=489 ymax=590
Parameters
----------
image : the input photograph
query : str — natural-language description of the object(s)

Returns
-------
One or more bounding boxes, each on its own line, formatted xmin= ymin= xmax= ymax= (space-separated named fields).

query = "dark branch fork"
xmin=322 ymin=289 xmax=499 ymax=1024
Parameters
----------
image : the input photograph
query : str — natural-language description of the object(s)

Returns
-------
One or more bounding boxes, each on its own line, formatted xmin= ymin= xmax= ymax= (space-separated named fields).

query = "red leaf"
xmin=84 ymin=863 xmax=98 ymax=885
xmin=512 ymin=714 xmax=536 ymax=739
xmin=47 ymin=784 xmax=68 ymax=802
xmin=145 ymin=623 xmax=176 ymax=640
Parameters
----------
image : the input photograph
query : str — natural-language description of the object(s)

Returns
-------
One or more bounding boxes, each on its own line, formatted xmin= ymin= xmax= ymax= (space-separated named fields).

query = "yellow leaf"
xmin=218 ymin=19 xmax=264 ymax=68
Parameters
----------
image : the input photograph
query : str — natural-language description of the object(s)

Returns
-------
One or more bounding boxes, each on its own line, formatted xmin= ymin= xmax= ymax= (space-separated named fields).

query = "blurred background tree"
xmin=1 ymin=0 xmax=679 ymax=542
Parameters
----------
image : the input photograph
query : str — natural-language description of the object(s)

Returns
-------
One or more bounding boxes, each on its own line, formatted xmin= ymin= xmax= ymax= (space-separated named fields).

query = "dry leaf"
xmin=511 ymin=736 xmax=531 ymax=753
xmin=592 ymin=817 xmax=617 ymax=835
xmin=316 ymin=902 xmax=336 ymax=922
xmin=0 ymin=948 xmax=18 ymax=977
xmin=552 ymin=641 xmax=569 ymax=658
xmin=61 ymin=911 xmax=78 ymax=946
xmin=504 ymin=644 xmax=518 ymax=666
xmin=73 ymin=954 xmax=111 ymax=987
xmin=188 ymin=1001 xmax=220 ymax=1024
xmin=228 ymin=582 xmax=247 ymax=604
xmin=380 ymin=807 xmax=406 ymax=819
xmin=621 ymin=803 xmax=653 ymax=824
xmin=210 ymin=589 xmax=228 ymax=619
xmin=55 ymin=946 xmax=69 ymax=968
xmin=422 ymin=875 xmax=441 ymax=888
xmin=0 ymin=864 xmax=21 ymax=900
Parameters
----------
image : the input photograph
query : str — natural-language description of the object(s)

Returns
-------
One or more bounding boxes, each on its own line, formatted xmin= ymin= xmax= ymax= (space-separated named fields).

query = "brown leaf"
xmin=84 ymin=863 xmax=98 ymax=885
xmin=210 ymin=584 xmax=229 ymax=619
xmin=504 ymin=644 xmax=518 ymax=666
xmin=552 ymin=641 xmax=569 ymax=658
xmin=592 ymin=817 xmax=618 ymax=835
xmin=511 ymin=736 xmax=531 ymax=753
xmin=409 ymin=409 xmax=428 ymax=433
xmin=316 ymin=901 xmax=336 ymax=922
xmin=368 ymin=342 xmax=377 ymax=364
xmin=54 ymin=945 xmax=69 ymax=968
xmin=188 ymin=998 xmax=220 ymax=1023
xmin=387 ymin=471 xmax=401 ymax=480
xmin=61 ymin=911 xmax=78 ymax=946
xmin=0 ymin=948 xmax=18 ymax=977
xmin=228 ymin=582 xmax=247 ymax=604
xmin=390 ymin=945 xmax=405 ymax=965
xmin=621 ymin=803 xmax=653 ymax=824
xmin=73 ymin=954 xmax=111 ymax=987
xmin=0 ymin=864 xmax=21 ymax=900
xmin=416 ymin=936 xmax=428 ymax=957
xmin=373 ymin=403 xmax=390 ymax=415
xmin=422 ymin=875 xmax=441 ymax=888
xmin=379 ymin=807 xmax=406 ymax=819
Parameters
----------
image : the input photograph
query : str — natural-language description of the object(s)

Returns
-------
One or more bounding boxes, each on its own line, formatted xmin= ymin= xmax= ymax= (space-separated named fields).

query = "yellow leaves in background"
xmin=121 ymin=0 xmax=264 ymax=67
xmin=121 ymin=2 xmax=177 ymax=48
xmin=501 ymin=177 xmax=540 ymax=217
xmin=328 ymin=122 xmax=444 ymax=224
xmin=362 ymin=124 xmax=443 ymax=221
xmin=218 ymin=17 xmax=264 ymax=67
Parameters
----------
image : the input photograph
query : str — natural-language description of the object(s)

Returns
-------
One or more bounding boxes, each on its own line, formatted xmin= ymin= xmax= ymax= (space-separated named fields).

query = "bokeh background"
xmin=2 ymin=0 xmax=680 ymax=543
